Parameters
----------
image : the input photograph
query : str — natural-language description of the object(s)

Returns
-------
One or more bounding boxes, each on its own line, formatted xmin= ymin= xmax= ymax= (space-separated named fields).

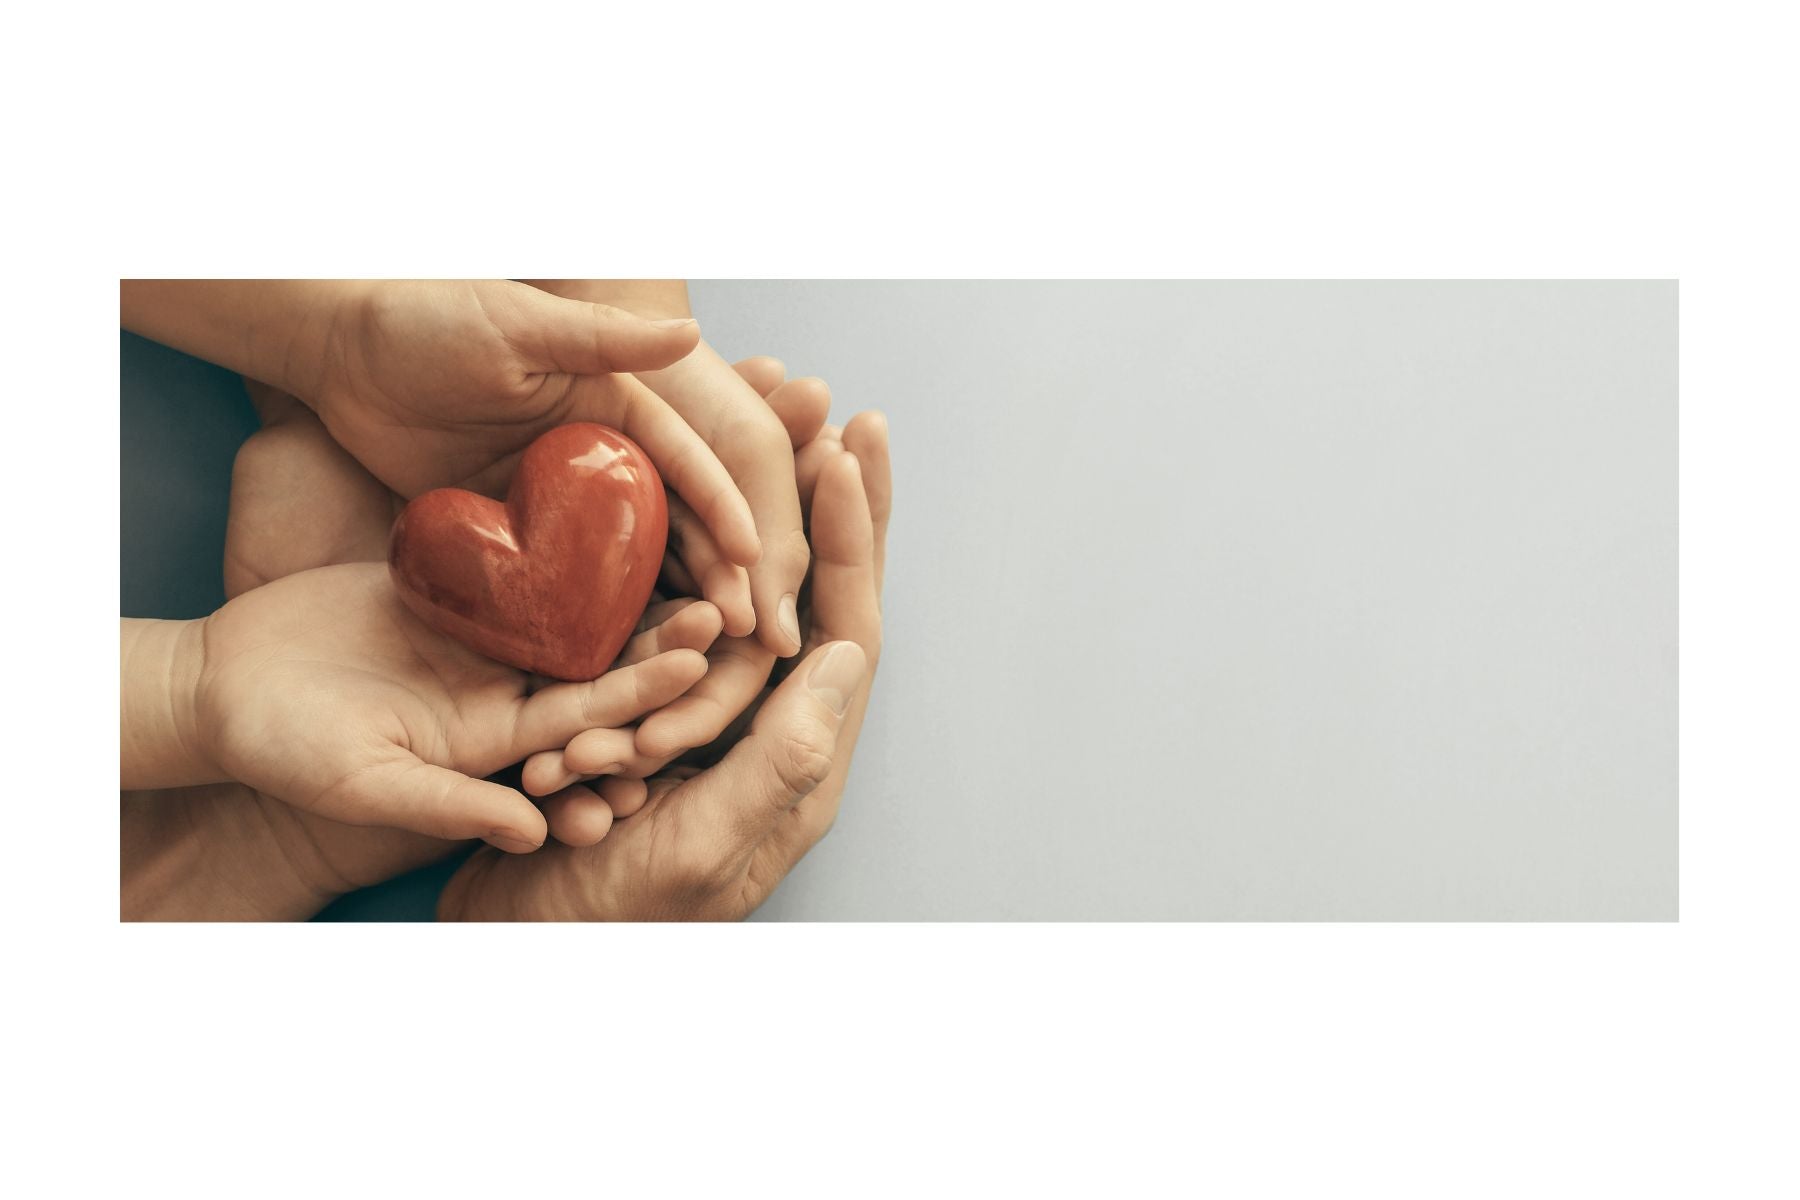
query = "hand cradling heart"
xmin=388 ymin=423 xmax=668 ymax=681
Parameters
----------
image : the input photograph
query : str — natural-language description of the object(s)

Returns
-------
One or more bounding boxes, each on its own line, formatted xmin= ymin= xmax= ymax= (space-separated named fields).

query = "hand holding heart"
xmin=120 ymin=280 xmax=886 ymax=920
xmin=167 ymin=562 xmax=711 ymax=851
xmin=440 ymin=412 xmax=890 ymax=920
xmin=121 ymin=279 xmax=763 ymax=574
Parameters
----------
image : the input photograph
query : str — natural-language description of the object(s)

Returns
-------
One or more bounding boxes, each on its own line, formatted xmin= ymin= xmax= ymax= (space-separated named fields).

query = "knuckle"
xmin=771 ymin=722 xmax=836 ymax=797
xmin=777 ymin=526 xmax=811 ymax=571
xmin=577 ymin=682 xmax=611 ymax=729
xmin=725 ymin=410 xmax=792 ymax=461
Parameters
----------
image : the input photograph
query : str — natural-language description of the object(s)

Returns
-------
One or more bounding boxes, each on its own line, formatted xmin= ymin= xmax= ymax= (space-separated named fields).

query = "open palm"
xmin=195 ymin=562 xmax=708 ymax=850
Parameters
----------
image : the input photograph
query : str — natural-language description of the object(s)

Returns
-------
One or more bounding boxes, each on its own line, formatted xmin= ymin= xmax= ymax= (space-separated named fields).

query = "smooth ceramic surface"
xmin=388 ymin=423 xmax=667 ymax=680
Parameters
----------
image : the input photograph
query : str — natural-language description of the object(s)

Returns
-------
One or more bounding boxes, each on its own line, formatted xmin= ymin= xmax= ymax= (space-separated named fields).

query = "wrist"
xmin=119 ymin=279 xmax=365 ymax=400
xmin=121 ymin=784 xmax=343 ymax=920
xmin=120 ymin=618 xmax=219 ymax=789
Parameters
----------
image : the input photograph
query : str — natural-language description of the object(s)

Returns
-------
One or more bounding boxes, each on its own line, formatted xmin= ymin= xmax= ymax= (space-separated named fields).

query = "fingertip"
xmin=701 ymin=563 xmax=754 ymax=635
xmin=544 ymin=784 xmax=614 ymax=847
xmin=727 ymin=527 xmax=763 ymax=568
xmin=522 ymin=750 xmax=577 ymax=798
xmin=846 ymin=408 xmax=890 ymax=440
xmin=599 ymin=775 xmax=650 ymax=820
xmin=666 ymin=646 xmax=710 ymax=676
xmin=675 ymin=599 xmax=725 ymax=648
xmin=645 ymin=315 xmax=701 ymax=352
xmin=732 ymin=355 xmax=788 ymax=396
xmin=484 ymin=800 xmax=547 ymax=853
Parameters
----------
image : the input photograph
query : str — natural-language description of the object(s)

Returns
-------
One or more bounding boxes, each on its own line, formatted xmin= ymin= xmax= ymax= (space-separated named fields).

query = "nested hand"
xmin=530 ymin=281 xmax=829 ymax=657
xmin=439 ymin=408 xmax=890 ymax=920
xmin=517 ymin=356 xmax=840 ymax=802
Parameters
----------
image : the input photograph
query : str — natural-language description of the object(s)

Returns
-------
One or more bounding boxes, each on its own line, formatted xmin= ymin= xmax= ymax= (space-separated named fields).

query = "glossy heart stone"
xmin=388 ymin=423 xmax=668 ymax=681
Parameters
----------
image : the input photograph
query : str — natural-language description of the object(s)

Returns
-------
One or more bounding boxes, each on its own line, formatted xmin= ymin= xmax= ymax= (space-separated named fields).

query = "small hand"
xmin=192 ymin=562 xmax=709 ymax=851
xmin=530 ymin=282 xmax=830 ymax=656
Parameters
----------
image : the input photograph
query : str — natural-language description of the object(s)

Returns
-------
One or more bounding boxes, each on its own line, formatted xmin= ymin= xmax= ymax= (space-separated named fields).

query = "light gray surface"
xmin=691 ymin=281 xmax=1677 ymax=920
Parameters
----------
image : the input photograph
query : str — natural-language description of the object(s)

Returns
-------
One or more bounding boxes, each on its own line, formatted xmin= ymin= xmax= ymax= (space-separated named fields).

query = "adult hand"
xmin=123 ymin=279 xmax=760 ymax=567
xmin=439 ymin=410 xmax=890 ymax=919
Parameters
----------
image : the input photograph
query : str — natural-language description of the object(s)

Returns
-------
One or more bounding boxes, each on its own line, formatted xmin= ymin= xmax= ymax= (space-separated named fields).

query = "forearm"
xmin=120 ymin=279 xmax=359 ymax=395
xmin=120 ymin=785 xmax=340 ymax=921
xmin=120 ymin=618 xmax=219 ymax=789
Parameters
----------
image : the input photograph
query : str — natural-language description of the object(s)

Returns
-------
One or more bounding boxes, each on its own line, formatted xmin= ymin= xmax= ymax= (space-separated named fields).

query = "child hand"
xmin=515 ymin=355 xmax=841 ymax=828
xmin=530 ymin=281 xmax=833 ymax=656
xmin=122 ymin=563 xmax=710 ymax=852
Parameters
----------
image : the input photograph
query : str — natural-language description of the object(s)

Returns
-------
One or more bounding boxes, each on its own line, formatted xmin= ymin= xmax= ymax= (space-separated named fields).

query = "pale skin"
xmin=120 ymin=279 xmax=765 ymax=629
xmin=527 ymin=281 xmax=825 ymax=658
xmin=120 ymin=354 xmax=888 ymax=919
xmin=442 ymin=415 xmax=890 ymax=919
xmin=119 ymin=565 xmax=713 ymax=852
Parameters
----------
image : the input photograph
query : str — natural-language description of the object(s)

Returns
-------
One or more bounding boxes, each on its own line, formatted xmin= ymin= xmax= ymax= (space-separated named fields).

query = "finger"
xmin=842 ymin=411 xmax=892 ymax=589
xmin=667 ymin=641 xmax=867 ymax=864
xmin=729 ymin=422 xmax=810 ymax=658
xmin=667 ymin=495 xmax=754 ymax=636
xmin=731 ymin=355 xmax=787 ymax=397
xmin=316 ymin=754 xmax=546 ymax=853
xmin=563 ymin=727 xmax=640 ymax=776
xmin=615 ymin=599 xmax=723 ymax=667
xmin=793 ymin=426 xmax=845 ymax=513
xmin=599 ymin=775 xmax=650 ymax=820
xmin=768 ymin=452 xmax=883 ymax=861
xmin=521 ymin=749 xmax=581 ymax=799
xmin=511 ymin=648 xmax=708 ymax=759
xmin=634 ymin=635 xmax=775 ymax=761
xmin=762 ymin=376 xmax=833 ymax=449
xmin=805 ymin=452 xmax=880 ymax=653
xmin=510 ymin=284 xmax=701 ymax=374
xmin=638 ymin=596 xmax=704 ymax=630
xmin=542 ymin=783 xmax=614 ymax=847
xmin=570 ymin=372 xmax=762 ymax=567
xmin=638 ymin=345 xmax=807 ymax=655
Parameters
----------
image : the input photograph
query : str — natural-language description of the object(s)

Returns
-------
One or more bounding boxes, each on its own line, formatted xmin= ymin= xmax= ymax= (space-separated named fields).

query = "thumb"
xmin=315 ymin=755 xmax=548 ymax=854
xmin=509 ymin=286 xmax=701 ymax=375
xmin=672 ymin=641 xmax=867 ymax=862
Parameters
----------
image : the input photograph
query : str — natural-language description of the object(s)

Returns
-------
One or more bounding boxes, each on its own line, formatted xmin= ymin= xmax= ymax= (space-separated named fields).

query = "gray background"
xmin=121 ymin=281 xmax=1677 ymax=920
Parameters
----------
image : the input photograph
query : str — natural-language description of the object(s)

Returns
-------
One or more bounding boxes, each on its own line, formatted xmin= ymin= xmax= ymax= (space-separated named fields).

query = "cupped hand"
xmin=304 ymin=280 xmax=760 ymax=568
xmin=438 ymin=411 xmax=889 ymax=919
xmin=192 ymin=561 xmax=709 ymax=851
xmin=530 ymin=281 xmax=831 ymax=657
xmin=518 ymin=358 xmax=841 ymax=804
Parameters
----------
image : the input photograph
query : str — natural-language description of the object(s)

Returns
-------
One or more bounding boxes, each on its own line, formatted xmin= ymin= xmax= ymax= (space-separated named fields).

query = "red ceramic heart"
xmin=388 ymin=423 xmax=668 ymax=681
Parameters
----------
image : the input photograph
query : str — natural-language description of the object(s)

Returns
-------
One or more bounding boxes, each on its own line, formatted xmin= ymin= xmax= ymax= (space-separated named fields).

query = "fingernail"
xmin=486 ymin=829 xmax=543 ymax=854
xmin=651 ymin=317 xmax=698 ymax=329
xmin=807 ymin=642 xmax=865 ymax=716
xmin=778 ymin=593 xmax=801 ymax=649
